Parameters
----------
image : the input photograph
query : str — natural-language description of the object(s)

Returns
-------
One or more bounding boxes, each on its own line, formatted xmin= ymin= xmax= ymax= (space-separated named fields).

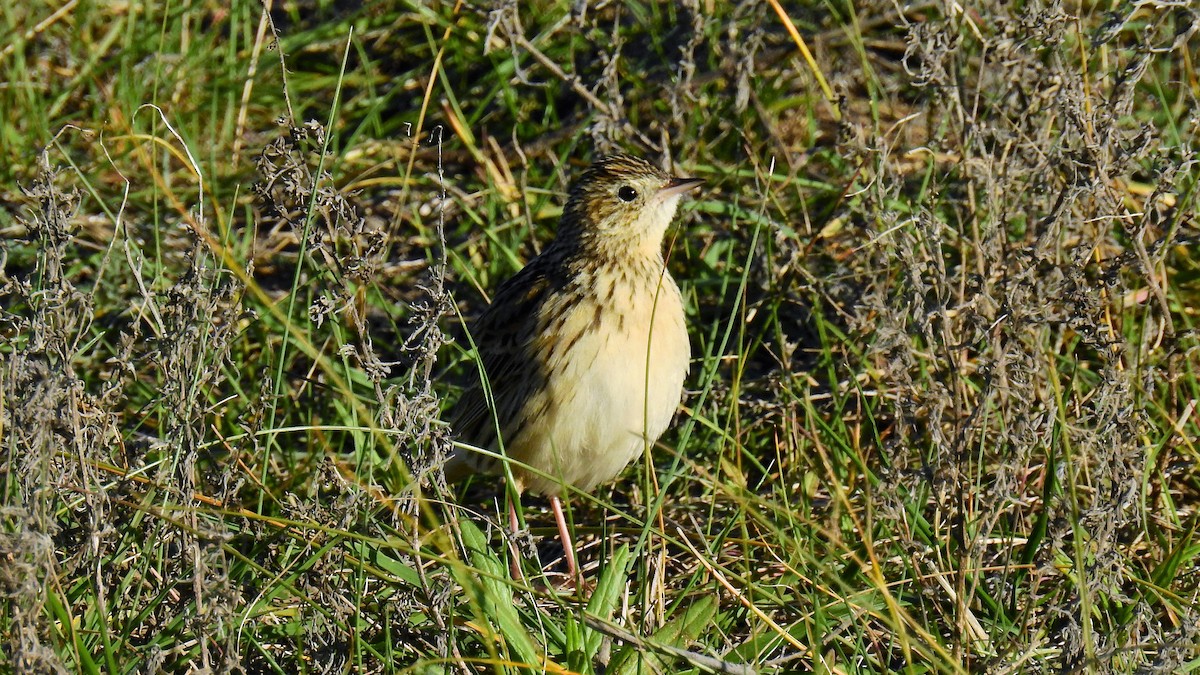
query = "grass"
xmin=2 ymin=0 xmax=1199 ymax=672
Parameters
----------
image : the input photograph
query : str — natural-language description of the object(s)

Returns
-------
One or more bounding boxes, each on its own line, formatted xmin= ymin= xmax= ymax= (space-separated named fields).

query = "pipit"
xmin=445 ymin=153 xmax=702 ymax=584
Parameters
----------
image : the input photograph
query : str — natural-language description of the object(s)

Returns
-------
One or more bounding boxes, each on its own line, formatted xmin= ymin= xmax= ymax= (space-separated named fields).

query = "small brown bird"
xmin=445 ymin=153 xmax=702 ymax=584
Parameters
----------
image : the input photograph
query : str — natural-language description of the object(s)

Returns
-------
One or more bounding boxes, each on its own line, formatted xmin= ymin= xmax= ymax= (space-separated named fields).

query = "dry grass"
xmin=2 ymin=1 xmax=1199 ymax=673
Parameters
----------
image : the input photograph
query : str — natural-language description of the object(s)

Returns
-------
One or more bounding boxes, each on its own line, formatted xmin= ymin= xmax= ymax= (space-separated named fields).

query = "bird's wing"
xmin=446 ymin=257 xmax=562 ymax=478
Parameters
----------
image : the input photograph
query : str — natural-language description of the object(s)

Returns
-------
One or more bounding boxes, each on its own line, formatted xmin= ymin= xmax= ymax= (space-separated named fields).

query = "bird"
xmin=444 ymin=152 xmax=703 ymax=586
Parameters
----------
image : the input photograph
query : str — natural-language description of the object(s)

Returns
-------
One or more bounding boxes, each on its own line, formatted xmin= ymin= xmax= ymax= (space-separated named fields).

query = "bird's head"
xmin=558 ymin=154 xmax=703 ymax=259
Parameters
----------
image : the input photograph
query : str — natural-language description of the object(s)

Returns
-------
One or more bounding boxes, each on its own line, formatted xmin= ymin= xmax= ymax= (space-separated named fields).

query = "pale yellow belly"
xmin=509 ymin=277 xmax=690 ymax=495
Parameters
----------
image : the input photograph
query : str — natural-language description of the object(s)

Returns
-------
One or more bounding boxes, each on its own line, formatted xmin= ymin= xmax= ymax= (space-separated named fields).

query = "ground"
xmin=1 ymin=1 xmax=1198 ymax=673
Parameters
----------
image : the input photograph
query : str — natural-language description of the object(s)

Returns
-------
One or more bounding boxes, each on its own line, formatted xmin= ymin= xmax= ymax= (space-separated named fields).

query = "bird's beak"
xmin=659 ymin=176 xmax=705 ymax=199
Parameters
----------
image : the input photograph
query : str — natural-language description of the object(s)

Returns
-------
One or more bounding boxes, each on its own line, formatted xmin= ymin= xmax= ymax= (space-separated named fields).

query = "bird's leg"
xmin=507 ymin=498 xmax=525 ymax=582
xmin=550 ymin=495 xmax=581 ymax=588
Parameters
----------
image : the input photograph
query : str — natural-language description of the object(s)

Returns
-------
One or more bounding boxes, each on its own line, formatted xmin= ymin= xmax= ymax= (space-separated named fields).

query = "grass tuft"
xmin=2 ymin=1 xmax=1199 ymax=672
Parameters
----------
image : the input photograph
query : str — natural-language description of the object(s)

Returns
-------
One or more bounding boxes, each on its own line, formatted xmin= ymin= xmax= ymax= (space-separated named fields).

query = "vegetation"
xmin=2 ymin=1 xmax=1198 ymax=672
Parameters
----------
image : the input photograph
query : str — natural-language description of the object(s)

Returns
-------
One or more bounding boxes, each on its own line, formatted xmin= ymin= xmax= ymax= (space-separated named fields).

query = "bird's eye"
xmin=617 ymin=186 xmax=638 ymax=202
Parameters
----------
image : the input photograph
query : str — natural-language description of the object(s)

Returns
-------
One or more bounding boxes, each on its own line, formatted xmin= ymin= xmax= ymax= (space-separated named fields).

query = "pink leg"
xmin=550 ymin=495 xmax=580 ymax=587
xmin=507 ymin=498 xmax=524 ymax=582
